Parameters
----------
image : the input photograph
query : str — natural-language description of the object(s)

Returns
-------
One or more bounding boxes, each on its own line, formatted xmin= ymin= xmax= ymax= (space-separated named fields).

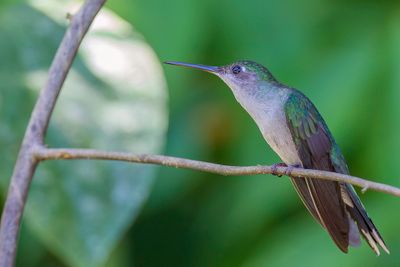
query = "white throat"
xmin=223 ymin=80 xmax=302 ymax=166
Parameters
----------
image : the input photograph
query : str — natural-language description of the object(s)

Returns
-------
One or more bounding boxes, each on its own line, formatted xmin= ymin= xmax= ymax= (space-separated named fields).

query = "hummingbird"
xmin=165 ymin=60 xmax=389 ymax=254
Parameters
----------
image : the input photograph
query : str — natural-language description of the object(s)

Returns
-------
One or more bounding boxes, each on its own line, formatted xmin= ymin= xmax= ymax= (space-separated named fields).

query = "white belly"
xmin=258 ymin=106 xmax=302 ymax=165
xmin=234 ymin=89 xmax=302 ymax=166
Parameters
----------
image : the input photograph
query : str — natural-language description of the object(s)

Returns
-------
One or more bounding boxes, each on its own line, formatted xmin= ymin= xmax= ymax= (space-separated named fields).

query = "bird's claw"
xmin=271 ymin=163 xmax=287 ymax=177
xmin=271 ymin=163 xmax=301 ymax=177
xmin=284 ymin=164 xmax=302 ymax=176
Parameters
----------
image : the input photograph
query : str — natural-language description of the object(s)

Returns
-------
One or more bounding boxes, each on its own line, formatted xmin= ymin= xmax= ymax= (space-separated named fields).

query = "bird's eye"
xmin=232 ymin=65 xmax=242 ymax=74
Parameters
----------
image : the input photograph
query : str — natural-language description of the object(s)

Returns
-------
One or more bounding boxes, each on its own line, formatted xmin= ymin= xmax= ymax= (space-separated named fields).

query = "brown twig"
xmin=0 ymin=1 xmax=106 ymax=267
xmin=33 ymin=147 xmax=400 ymax=197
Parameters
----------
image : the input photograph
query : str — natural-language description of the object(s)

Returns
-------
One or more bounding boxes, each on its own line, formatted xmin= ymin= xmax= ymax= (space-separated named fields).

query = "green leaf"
xmin=0 ymin=1 xmax=168 ymax=267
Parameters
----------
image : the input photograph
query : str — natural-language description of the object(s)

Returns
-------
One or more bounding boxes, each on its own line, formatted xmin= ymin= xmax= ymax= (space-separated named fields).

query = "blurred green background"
xmin=0 ymin=0 xmax=399 ymax=266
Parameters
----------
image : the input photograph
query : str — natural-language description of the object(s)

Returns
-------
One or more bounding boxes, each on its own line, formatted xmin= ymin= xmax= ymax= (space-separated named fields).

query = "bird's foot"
xmin=271 ymin=163 xmax=287 ymax=177
xmin=284 ymin=164 xmax=302 ymax=177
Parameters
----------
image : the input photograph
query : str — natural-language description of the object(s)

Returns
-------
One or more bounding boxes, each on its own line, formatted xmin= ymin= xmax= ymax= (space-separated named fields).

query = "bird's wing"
xmin=284 ymin=90 xmax=349 ymax=252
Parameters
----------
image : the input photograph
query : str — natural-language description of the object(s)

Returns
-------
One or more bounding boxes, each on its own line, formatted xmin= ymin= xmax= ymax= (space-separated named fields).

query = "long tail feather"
xmin=344 ymin=184 xmax=389 ymax=255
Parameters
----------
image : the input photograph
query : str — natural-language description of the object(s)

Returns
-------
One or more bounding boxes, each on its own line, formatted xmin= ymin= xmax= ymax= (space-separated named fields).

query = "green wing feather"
xmin=284 ymin=90 xmax=388 ymax=254
xmin=284 ymin=90 xmax=350 ymax=252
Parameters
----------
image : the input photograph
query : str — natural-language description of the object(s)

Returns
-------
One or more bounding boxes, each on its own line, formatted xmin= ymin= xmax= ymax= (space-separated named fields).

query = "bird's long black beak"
xmin=164 ymin=61 xmax=221 ymax=74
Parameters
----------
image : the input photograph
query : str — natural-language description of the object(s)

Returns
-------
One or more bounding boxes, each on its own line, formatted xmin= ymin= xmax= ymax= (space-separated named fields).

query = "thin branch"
xmin=0 ymin=1 xmax=106 ymax=267
xmin=34 ymin=147 xmax=400 ymax=197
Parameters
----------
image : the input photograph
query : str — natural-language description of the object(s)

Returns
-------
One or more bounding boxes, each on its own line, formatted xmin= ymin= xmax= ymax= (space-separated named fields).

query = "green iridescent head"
xmin=222 ymin=60 xmax=276 ymax=82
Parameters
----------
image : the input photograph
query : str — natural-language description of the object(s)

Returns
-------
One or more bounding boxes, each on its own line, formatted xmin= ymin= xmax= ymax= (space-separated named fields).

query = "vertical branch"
xmin=0 ymin=1 xmax=106 ymax=266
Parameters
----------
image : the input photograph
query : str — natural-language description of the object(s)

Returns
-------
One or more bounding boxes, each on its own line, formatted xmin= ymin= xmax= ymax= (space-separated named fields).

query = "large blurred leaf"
xmin=106 ymin=0 xmax=211 ymax=212
xmin=0 ymin=1 xmax=168 ymax=267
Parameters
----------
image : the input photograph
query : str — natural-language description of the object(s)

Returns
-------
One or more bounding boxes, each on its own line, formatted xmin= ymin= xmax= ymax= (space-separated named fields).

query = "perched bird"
xmin=165 ymin=60 xmax=389 ymax=254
